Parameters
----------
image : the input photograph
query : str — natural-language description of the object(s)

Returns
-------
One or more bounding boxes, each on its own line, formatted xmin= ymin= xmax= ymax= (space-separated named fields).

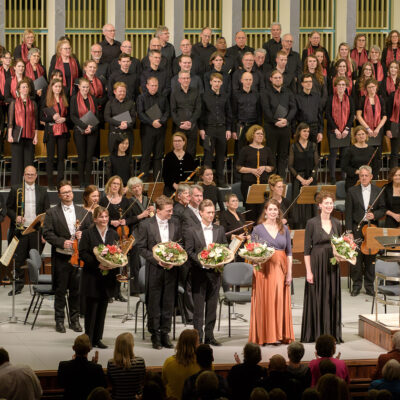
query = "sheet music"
xmin=0 ymin=237 xmax=19 ymax=267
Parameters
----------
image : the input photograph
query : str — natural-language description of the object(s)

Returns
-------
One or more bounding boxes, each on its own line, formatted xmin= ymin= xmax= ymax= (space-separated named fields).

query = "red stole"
xmin=386 ymin=76 xmax=396 ymax=95
xmin=363 ymin=95 xmax=381 ymax=130
xmin=385 ymin=47 xmax=400 ymax=67
xmin=84 ymin=74 xmax=103 ymax=98
xmin=332 ymin=93 xmax=350 ymax=132
xmin=20 ymin=43 xmax=29 ymax=63
xmin=351 ymin=48 xmax=368 ymax=68
xmin=25 ymin=62 xmax=44 ymax=81
xmin=76 ymin=92 xmax=95 ymax=118
xmin=52 ymin=101 xmax=68 ymax=136
xmin=333 ymin=77 xmax=352 ymax=96
xmin=371 ymin=61 xmax=384 ymax=82
xmin=15 ymin=97 xmax=35 ymax=139
xmin=55 ymin=56 xmax=79 ymax=96
xmin=391 ymin=88 xmax=400 ymax=123
xmin=10 ymin=76 xmax=19 ymax=99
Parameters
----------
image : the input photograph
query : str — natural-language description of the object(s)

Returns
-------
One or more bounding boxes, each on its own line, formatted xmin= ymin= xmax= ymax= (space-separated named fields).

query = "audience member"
xmin=263 ymin=354 xmax=294 ymax=397
xmin=269 ymin=388 xmax=288 ymax=400
xmin=316 ymin=373 xmax=350 ymax=400
xmin=195 ymin=370 xmax=221 ymax=400
xmin=370 ymin=359 xmax=400 ymax=399
xmin=319 ymin=358 xmax=337 ymax=376
xmin=301 ymin=388 xmax=321 ymax=400
xmin=87 ymin=387 xmax=112 ymax=400
xmin=251 ymin=387 xmax=270 ymax=400
xmin=373 ymin=332 xmax=400 ymax=379
xmin=287 ymin=341 xmax=312 ymax=399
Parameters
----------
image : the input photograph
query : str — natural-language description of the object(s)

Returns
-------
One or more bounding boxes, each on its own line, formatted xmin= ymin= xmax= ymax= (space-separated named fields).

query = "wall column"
xmin=392 ymin=0 xmax=400 ymax=31
xmin=280 ymin=0 xmax=300 ymax=52
xmin=107 ymin=0 xmax=125 ymax=42
xmin=47 ymin=0 xmax=65 ymax=69
xmin=165 ymin=0 xmax=184 ymax=49
xmin=0 ymin=0 xmax=5 ymax=45
xmin=222 ymin=0 xmax=241 ymax=47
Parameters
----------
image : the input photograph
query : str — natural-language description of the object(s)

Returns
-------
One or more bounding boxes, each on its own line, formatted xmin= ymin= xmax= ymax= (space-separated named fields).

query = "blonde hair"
xmin=56 ymin=39 xmax=71 ymax=58
xmin=105 ymin=175 xmax=124 ymax=196
xmin=112 ymin=332 xmax=135 ymax=369
xmin=351 ymin=125 xmax=369 ymax=144
xmin=246 ymin=124 xmax=265 ymax=143
xmin=172 ymin=131 xmax=187 ymax=150
xmin=175 ymin=329 xmax=199 ymax=366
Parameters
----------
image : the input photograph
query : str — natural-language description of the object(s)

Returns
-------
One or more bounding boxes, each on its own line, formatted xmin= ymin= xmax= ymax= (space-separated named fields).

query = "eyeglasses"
xmin=24 ymin=173 xmax=36 ymax=177
xmin=60 ymin=190 xmax=72 ymax=195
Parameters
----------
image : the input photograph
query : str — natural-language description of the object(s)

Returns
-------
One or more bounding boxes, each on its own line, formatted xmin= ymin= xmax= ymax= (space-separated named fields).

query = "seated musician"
xmin=267 ymin=174 xmax=291 ymax=226
xmin=173 ymin=183 xmax=191 ymax=224
xmin=82 ymin=185 xmax=100 ymax=225
xmin=198 ymin=166 xmax=225 ymax=211
xmin=345 ymin=165 xmax=386 ymax=297
xmin=384 ymin=167 xmax=400 ymax=227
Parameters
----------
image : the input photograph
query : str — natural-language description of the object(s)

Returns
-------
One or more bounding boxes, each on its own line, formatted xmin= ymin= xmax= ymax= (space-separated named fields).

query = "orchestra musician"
xmin=172 ymin=183 xmax=191 ymax=224
xmin=384 ymin=167 xmax=400 ymax=227
xmin=184 ymin=199 xmax=227 ymax=346
xmin=136 ymin=195 xmax=182 ymax=349
xmin=219 ymin=193 xmax=248 ymax=243
xmin=42 ymin=180 xmax=90 ymax=333
xmin=198 ymin=167 xmax=225 ymax=212
xmin=267 ymin=174 xmax=291 ymax=225
xmin=345 ymin=165 xmax=386 ymax=297
xmin=79 ymin=206 xmax=120 ymax=348
xmin=82 ymin=184 xmax=100 ymax=224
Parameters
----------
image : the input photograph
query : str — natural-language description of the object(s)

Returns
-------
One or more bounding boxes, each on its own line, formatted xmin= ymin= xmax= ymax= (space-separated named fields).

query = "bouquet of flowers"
xmin=93 ymin=243 xmax=128 ymax=275
xmin=152 ymin=241 xmax=188 ymax=268
xmin=330 ymin=234 xmax=358 ymax=265
xmin=198 ymin=243 xmax=234 ymax=270
xmin=238 ymin=242 xmax=275 ymax=270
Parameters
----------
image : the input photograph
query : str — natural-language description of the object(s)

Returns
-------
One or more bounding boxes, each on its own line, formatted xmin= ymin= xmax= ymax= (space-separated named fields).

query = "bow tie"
xmin=158 ymin=220 xmax=168 ymax=226
xmin=203 ymin=225 xmax=213 ymax=231
xmin=63 ymin=205 xmax=73 ymax=212
xmin=26 ymin=186 xmax=34 ymax=191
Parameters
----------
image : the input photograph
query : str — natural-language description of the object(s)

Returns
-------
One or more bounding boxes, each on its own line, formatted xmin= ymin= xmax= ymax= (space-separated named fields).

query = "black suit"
xmin=184 ymin=223 xmax=227 ymax=341
xmin=79 ymin=226 xmax=119 ymax=345
xmin=6 ymin=184 xmax=49 ymax=290
xmin=182 ymin=206 xmax=202 ymax=228
xmin=42 ymin=203 xmax=90 ymax=323
xmin=136 ymin=216 xmax=182 ymax=338
xmin=58 ymin=356 xmax=106 ymax=400
xmin=345 ymin=184 xmax=386 ymax=291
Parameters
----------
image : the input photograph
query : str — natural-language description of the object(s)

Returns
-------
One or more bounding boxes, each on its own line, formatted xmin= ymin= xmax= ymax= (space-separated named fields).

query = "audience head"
xmin=391 ymin=330 xmax=400 ymax=350
xmin=87 ymin=387 xmax=112 ymax=400
xmin=268 ymin=354 xmax=287 ymax=372
xmin=315 ymin=334 xmax=336 ymax=357
xmin=0 ymin=348 xmax=9 ymax=366
xmin=142 ymin=372 xmax=166 ymax=400
xmin=175 ymin=328 xmax=199 ymax=367
xmin=196 ymin=344 xmax=214 ymax=369
xmin=316 ymin=374 xmax=350 ymax=400
xmin=287 ymin=341 xmax=305 ymax=364
xmin=302 ymin=388 xmax=321 ymax=400
xmin=195 ymin=371 xmax=219 ymax=399
xmin=269 ymin=388 xmax=287 ymax=400
xmin=243 ymin=342 xmax=262 ymax=365
xmin=250 ymin=387 xmax=270 ymax=400
xmin=319 ymin=358 xmax=336 ymax=376
xmin=382 ymin=359 xmax=400 ymax=381
xmin=72 ymin=334 xmax=91 ymax=357
xmin=113 ymin=332 xmax=135 ymax=369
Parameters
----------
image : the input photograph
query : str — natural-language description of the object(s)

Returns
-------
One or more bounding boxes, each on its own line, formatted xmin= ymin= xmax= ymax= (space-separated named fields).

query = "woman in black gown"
xmin=384 ymin=167 xmax=400 ymax=227
xmin=219 ymin=193 xmax=248 ymax=242
xmin=288 ymin=123 xmax=319 ymax=228
xmin=301 ymin=191 xmax=342 ymax=343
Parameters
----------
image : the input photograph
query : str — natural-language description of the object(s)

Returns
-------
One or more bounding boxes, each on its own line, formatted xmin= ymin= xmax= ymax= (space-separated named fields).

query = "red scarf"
xmin=307 ymin=45 xmax=328 ymax=68
xmin=52 ymin=101 xmax=68 ymax=136
xmin=55 ymin=56 xmax=79 ymax=96
xmin=333 ymin=77 xmax=352 ymax=96
xmin=386 ymin=76 xmax=396 ymax=95
xmin=385 ymin=47 xmax=400 ymax=67
xmin=0 ymin=67 xmax=14 ymax=97
xmin=20 ymin=43 xmax=29 ymax=63
xmin=391 ymin=88 xmax=400 ymax=123
xmin=25 ymin=62 xmax=44 ymax=81
xmin=351 ymin=48 xmax=368 ymax=68
xmin=15 ymin=97 xmax=35 ymax=139
xmin=363 ymin=95 xmax=381 ymax=130
xmin=84 ymin=74 xmax=103 ymax=98
xmin=332 ymin=93 xmax=350 ymax=132
xmin=322 ymin=67 xmax=327 ymax=77
xmin=346 ymin=60 xmax=353 ymax=79
xmin=76 ymin=91 xmax=95 ymax=118
xmin=371 ymin=61 xmax=384 ymax=82
xmin=10 ymin=76 xmax=19 ymax=99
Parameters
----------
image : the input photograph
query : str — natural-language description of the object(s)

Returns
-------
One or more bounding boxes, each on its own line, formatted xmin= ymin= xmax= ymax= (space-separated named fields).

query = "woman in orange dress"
xmin=249 ymin=198 xmax=294 ymax=345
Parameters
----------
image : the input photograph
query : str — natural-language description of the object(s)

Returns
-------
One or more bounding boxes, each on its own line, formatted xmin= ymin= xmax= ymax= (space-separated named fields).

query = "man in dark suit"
xmin=58 ymin=334 xmax=106 ymax=400
xmin=42 ymin=180 xmax=90 ymax=333
xmin=345 ymin=165 xmax=386 ymax=296
xmin=182 ymin=184 xmax=203 ymax=228
xmin=136 ymin=195 xmax=182 ymax=349
xmin=372 ymin=331 xmax=400 ymax=379
xmin=6 ymin=165 xmax=49 ymax=295
xmin=184 ymin=199 xmax=227 ymax=346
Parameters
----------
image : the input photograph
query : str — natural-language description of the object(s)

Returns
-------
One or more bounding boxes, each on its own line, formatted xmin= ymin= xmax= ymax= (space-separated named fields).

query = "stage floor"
xmin=0 ymin=277 xmax=392 ymax=371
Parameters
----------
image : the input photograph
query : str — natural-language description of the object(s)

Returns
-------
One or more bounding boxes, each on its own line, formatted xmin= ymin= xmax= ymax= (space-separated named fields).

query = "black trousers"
xmin=178 ymin=262 xmax=194 ymax=321
xmin=192 ymin=266 xmax=221 ymax=341
xmin=264 ymin=123 xmax=290 ymax=179
xmin=85 ymin=296 xmax=108 ymax=345
xmin=204 ymin=126 xmax=226 ymax=184
xmin=146 ymin=264 xmax=177 ymax=335
xmin=352 ymin=252 xmax=375 ymax=292
xmin=11 ymin=139 xmax=34 ymax=186
xmin=140 ymin=125 xmax=165 ymax=181
xmin=74 ymin=130 xmax=98 ymax=185
xmin=53 ymin=254 xmax=80 ymax=322
xmin=174 ymin=124 xmax=197 ymax=158
xmin=46 ymin=133 xmax=68 ymax=185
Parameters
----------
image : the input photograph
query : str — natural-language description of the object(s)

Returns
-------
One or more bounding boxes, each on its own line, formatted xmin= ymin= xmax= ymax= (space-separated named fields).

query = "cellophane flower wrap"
xmin=152 ymin=241 xmax=188 ymax=267
xmin=330 ymin=234 xmax=358 ymax=265
xmin=238 ymin=241 xmax=275 ymax=270
xmin=94 ymin=243 xmax=128 ymax=275
xmin=198 ymin=243 xmax=234 ymax=271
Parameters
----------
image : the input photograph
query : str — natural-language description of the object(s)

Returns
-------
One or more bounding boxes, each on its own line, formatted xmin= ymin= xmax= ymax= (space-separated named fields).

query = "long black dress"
xmin=288 ymin=141 xmax=319 ymax=229
xmin=301 ymin=215 xmax=342 ymax=343
xmin=384 ymin=183 xmax=400 ymax=228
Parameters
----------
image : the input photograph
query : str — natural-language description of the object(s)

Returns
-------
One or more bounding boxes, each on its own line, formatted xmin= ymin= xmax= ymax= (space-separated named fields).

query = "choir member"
xmin=7 ymin=78 xmax=38 ymax=185
xmin=280 ymin=34 xmax=302 ymax=89
xmin=0 ymin=51 xmax=13 ymax=138
xmin=191 ymin=27 xmax=216 ymax=70
xmin=382 ymin=30 xmax=400 ymax=68
xmin=342 ymin=126 xmax=379 ymax=190
xmin=266 ymin=50 xmax=298 ymax=92
xmin=156 ymin=26 xmax=176 ymax=68
xmin=354 ymin=62 xmax=374 ymax=104
xmin=90 ymin=43 xmax=109 ymax=83
xmin=369 ymin=45 xmax=386 ymax=83
xmin=231 ymin=52 xmax=264 ymax=93
xmin=226 ymin=31 xmax=255 ymax=71
xmin=140 ymin=50 xmax=171 ymax=97
xmin=351 ymin=33 xmax=369 ymax=74
xmin=70 ymin=77 xmax=99 ymax=188
xmin=162 ymin=132 xmax=195 ymax=197
xmin=384 ymin=167 xmax=400 ymax=227
xmin=329 ymin=59 xmax=353 ymax=96
xmin=4 ymin=59 xmax=29 ymax=102
xmin=141 ymin=37 xmax=170 ymax=73
xmin=203 ymin=51 xmax=231 ymax=94
xmin=288 ymin=123 xmax=319 ymax=228
xmin=172 ymin=39 xmax=204 ymax=77
xmin=326 ymin=76 xmax=355 ymax=184
xmin=197 ymin=167 xmax=225 ymax=211
xmin=302 ymin=55 xmax=328 ymax=108
xmin=315 ymin=49 xmax=328 ymax=77
xmin=380 ymin=61 xmax=399 ymax=99
xmin=13 ymin=29 xmax=35 ymax=62
xmin=386 ymin=78 xmax=400 ymax=169
xmin=25 ymin=48 xmax=46 ymax=99
xmin=99 ymin=24 xmax=121 ymax=64
xmin=171 ymin=55 xmax=203 ymax=94
xmin=172 ymin=183 xmax=191 ymax=223
xmin=254 ymin=48 xmax=268 ymax=74
xmin=108 ymin=41 xmax=142 ymax=77
xmin=82 ymin=59 xmax=107 ymax=117
xmin=263 ymin=22 xmax=282 ymax=67
xmin=301 ymin=31 xmax=330 ymax=69
xmin=41 ymin=79 xmax=69 ymax=188
xmin=329 ymin=42 xmax=357 ymax=81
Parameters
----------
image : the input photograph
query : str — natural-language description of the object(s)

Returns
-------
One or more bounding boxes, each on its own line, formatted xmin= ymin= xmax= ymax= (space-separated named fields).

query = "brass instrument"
xmin=15 ymin=180 xmax=25 ymax=230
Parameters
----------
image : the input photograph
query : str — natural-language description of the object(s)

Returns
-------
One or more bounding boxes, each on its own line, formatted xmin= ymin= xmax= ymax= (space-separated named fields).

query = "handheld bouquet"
xmin=198 ymin=243 xmax=234 ymax=271
xmin=93 ymin=243 xmax=128 ymax=275
xmin=152 ymin=241 xmax=188 ymax=268
xmin=330 ymin=234 xmax=358 ymax=265
xmin=238 ymin=241 xmax=275 ymax=270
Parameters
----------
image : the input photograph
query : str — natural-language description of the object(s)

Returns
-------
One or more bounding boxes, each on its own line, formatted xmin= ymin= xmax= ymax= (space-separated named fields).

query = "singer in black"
xmin=6 ymin=165 xmax=49 ymax=295
xmin=42 ymin=180 xmax=90 ymax=333
xmin=345 ymin=166 xmax=386 ymax=297
xmin=79 ymin=206 xmax=119 ymax=348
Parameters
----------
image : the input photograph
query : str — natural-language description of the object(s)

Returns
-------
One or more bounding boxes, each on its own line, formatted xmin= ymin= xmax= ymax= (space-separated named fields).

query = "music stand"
xmin=297 ymin=186 xmax=318 ymax=205
xmin=246 ymin=184 xmax=268 ymax=204
xmin=23 ymin=213 xmax=45 ymax=251
xmin=364 ymin=228 xmax=400 ymax=256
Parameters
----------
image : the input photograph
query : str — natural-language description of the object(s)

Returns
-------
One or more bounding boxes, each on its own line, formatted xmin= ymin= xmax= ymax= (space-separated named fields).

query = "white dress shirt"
xmin=156 ymin=215 xmax=169 ymax=242
xmin=24 ymin=183 xmax=36 ymax=227
xmin=361 ymin=184 xmax=371 ymax=212
xmin=62 ymin=204 xmax=77 ymax=237
xmin=96 ymin=226 xmax=108 ymax=243
xmin=201 ymin=222 xmax=213 ymax=246
xmin=188 ymin=204 xmax=201 ymax=222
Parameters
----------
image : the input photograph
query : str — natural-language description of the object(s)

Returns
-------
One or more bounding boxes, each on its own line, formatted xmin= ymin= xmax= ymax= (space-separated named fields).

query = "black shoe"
xmin=55 ymin=321 xmax=66 ymax=333
xmin=351 ymin=288 xmax=360 ymax=297
xmin=205 ymin=337 xmax=222 ymax=346
xmin=108 ymin=298 xmax=114 ymax=303
xmin=69 ymin=320 xmax=83 ymax=332
xmin=330 ymin=178 xmax=336 ymax=185
xmin=116 ymin=294 xmax=127 ymax=302
xmin=93 ymin=340 xmax=108 ymax=349
xmin=161 ymin=335 xmax=174 ymax=348
xmin=151 ymin=334 xmax=162 ymax=350
xmin=365 ymin=289 xmax=375 ymax=296
xmin=8 ymin=289 xmax=22 ymax=296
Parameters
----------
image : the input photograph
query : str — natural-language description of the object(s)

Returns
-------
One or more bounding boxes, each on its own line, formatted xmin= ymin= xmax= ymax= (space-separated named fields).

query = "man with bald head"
xmin=108 ymin=40 xmax=142 ymax=76
xmin=226 ymin=31 xmax=254 ymax=70
xmin=99 ymin=24 xmax=121 ymax=64
xmin=90 ymin=43 xmax=109 ymax=82
xmin=192 ymin=27 xmax=216 ymax=69
xmin=141 ymin=37 xmax=170 ymax=72
xmin=172 ymin=39 xmax=204 ymax=76
xmin=263 ymin=23 xmax=283 ymax=67
xmin=280 ymin=33 xmax=302 ymax=82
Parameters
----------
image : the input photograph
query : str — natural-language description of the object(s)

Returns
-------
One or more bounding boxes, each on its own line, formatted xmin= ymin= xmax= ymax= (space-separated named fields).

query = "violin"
xmin=70 ymin=220 xmax=84 ymax=268
xmin=116 ymin=207 xmax=129 ymax=244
